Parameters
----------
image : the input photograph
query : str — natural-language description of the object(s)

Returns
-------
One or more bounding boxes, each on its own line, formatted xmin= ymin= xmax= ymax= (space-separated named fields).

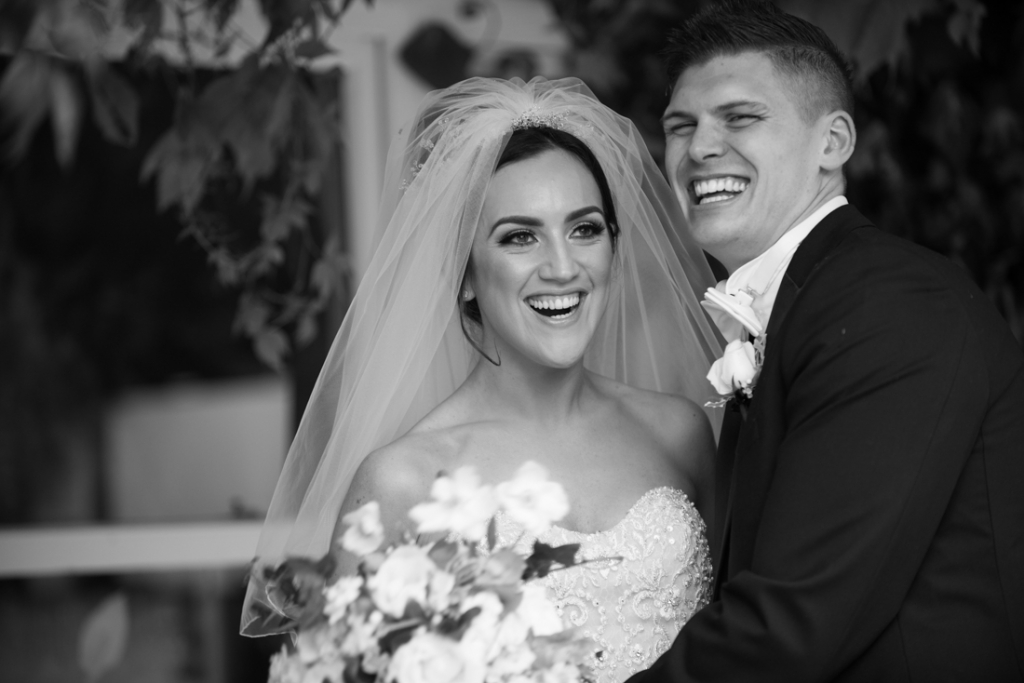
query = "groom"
xmin=632 ymin=2 xmax=1024 ymax=681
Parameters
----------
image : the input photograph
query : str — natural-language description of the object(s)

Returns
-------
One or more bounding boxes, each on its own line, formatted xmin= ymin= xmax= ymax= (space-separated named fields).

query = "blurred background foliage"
xmin=0 ymin=0 xmax=1020 ymax=524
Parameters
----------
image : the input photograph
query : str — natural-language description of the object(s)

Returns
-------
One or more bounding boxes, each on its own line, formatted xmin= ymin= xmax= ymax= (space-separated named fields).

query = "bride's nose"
xmin=538 ymin=238 xmax=580 ymax=281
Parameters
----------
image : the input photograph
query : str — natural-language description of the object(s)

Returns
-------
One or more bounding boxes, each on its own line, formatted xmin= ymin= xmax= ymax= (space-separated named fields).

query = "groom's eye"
xmin=727 ymin=114 xmax=759 ymax=126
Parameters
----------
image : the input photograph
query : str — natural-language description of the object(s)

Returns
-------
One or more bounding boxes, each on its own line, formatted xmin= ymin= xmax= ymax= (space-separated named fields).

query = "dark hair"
xmin=460 ymin=126 xmax=620 ymax=347
xmin=663 ymin=0 xmax=854 ymax=119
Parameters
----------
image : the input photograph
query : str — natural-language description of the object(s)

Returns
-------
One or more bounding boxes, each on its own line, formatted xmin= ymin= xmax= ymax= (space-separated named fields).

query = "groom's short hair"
xmin=664 ymin=0 xmax=854 ymax=121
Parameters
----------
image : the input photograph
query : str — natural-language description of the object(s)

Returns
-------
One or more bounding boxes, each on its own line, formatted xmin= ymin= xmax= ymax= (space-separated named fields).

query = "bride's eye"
xmin=500 ymin=229 xmax=536 ymax=246
xmin=572 ymin=221 xmax=606 ymax=240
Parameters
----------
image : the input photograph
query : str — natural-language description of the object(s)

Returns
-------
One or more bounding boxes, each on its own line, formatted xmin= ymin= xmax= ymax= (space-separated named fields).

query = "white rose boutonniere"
xmin=702 ymin=285 xmax=765 ymax=343
xmin=706 ymin=335 xmax=766 ymax=408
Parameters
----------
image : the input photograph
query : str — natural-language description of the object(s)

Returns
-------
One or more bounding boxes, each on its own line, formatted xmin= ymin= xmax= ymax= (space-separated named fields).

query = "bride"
xmin=242 ymin=76 xmax=723 ymax=682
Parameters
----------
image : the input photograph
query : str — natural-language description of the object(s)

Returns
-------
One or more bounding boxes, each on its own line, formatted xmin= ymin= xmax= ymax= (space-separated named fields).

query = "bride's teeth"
xmin=528 ymin=294 xmax=581 ymax=312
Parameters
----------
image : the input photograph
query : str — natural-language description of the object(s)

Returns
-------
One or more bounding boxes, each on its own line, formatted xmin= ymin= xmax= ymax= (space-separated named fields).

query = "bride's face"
xmin=466 ymin=148 xmax=614 ymax=369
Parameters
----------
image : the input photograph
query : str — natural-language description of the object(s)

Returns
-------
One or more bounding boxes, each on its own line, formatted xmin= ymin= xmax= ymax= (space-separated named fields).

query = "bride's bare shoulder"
xmin=590 ymin=373 xmax=712 ymax=448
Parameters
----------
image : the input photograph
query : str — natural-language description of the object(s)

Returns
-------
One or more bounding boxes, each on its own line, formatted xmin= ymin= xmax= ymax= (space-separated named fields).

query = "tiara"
xmin=510 ymin=108 xmax=591 ymax=138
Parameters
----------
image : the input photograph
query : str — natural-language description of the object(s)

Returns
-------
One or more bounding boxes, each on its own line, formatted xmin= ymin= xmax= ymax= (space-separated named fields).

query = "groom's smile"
xmin=690 ymin=175 xmax=750 ymax=205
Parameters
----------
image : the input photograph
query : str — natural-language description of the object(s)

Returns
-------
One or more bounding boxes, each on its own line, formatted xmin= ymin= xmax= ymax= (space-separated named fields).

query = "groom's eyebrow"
xmin=489 ymin=206 xmax=604 ymax=234
xmin=661 ymin=99 xmax=766 ymax=124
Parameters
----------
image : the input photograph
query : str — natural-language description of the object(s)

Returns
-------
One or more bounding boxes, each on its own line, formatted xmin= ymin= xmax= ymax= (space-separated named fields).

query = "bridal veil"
xmin=241 ymin=76 xmax=722 ymax=635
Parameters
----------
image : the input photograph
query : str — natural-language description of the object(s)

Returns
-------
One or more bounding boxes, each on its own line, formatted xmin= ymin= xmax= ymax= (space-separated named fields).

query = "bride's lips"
xmin=525 ymin=292 xmax=585 ymax=323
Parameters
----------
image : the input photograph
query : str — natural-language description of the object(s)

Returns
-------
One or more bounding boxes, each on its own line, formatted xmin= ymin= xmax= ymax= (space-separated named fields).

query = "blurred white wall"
xmin=105 ymin=376 xmax=290 ymax=521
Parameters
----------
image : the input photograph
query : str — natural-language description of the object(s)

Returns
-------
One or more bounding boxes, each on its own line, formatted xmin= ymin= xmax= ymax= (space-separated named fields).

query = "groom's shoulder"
xmin=814 ymin=217 xmax=980 ymax=300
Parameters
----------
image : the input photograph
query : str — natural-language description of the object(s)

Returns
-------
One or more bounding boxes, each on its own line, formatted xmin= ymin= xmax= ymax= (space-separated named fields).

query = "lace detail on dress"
xmin=494 ymin=487 xmax=712 ymax=683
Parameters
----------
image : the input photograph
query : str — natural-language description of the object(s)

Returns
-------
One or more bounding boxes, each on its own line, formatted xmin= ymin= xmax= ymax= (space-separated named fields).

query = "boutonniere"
xmin=706 ymin=334 xmax=767 ymax=409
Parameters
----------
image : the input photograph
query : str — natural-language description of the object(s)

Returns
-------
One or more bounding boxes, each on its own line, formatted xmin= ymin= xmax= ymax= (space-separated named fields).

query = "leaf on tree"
xmin=87 ymin=63 xmax=139 ymax=146
xmin=778 ymin=0 xmax=935 ymax=79
xmin=208 ymin=0 xmax=243 ymax=32
xmin=260 ymin=194 xmax=310 ymax=242
xmin=946 ymin=1 xmax=986 ymax=57
xmin=295 ymin=37 xmax=336 ymax=60
xmin=259 ymin=0 xmax=316 ymax=49
xmin=234 ymin=292 xmax=272 ymax=336
xmin=123 ymin=0 xmax=163 ymax=49
xmin=46 ymin=0 xmax=107 ymax=61
xmin=0 ymin=52 xmax=52 ymax=163
xmin=77 ymin=592 xmax=129 ymax=683
xmin=295 ymin=311 xmax=319 ymax=345
xmin=141 ymin=118 xmax=220 ymax=213
xmin=254 ymin=326 xmax=290 ymax=371
xmin=48 ymin=66 xmax=83 ymax=168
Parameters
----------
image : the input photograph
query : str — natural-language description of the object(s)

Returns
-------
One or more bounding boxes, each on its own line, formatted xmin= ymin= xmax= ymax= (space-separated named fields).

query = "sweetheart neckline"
xmin=498 ymin=485 xmax=697 ymax=538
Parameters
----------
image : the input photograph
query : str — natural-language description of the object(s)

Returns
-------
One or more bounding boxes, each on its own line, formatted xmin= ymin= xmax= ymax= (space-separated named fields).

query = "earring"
xmin=462 ymin=289 xmax=473 ymax=301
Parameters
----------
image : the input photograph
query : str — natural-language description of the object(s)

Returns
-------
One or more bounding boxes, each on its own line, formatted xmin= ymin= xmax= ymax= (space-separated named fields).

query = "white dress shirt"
xmin=717 ymin=196 xmax=848 ymax=332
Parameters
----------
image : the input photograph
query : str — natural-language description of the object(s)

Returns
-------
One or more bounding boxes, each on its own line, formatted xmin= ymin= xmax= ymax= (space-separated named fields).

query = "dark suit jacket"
xmin=632 ymin=205 xmax=1024 ymax=682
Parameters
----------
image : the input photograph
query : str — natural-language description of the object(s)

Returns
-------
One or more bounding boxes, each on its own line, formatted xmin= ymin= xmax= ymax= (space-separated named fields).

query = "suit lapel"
xmin=714 ymin=205 xmax=873 ymax=591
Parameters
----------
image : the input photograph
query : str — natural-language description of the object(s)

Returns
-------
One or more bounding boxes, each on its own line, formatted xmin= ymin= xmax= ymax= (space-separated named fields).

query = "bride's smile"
xmin=465 ymin=147 xmax=614 ymax=369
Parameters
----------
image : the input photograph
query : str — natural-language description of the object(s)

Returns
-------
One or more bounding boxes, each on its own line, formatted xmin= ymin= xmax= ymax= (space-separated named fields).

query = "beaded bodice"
xmin=496 ymin=487 xmax=712 ymax=683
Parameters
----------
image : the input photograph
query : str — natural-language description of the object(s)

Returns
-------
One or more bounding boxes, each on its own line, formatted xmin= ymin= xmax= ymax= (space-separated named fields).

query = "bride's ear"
xmin=820 ymin=110 xmax=856 ymax=172
xmin=460 ymin=262 xmax=476 ymax=302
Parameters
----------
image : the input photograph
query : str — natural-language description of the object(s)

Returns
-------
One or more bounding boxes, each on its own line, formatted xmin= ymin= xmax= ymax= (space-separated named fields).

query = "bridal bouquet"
xmin=259 ymin=462 xmax=595 ymax=683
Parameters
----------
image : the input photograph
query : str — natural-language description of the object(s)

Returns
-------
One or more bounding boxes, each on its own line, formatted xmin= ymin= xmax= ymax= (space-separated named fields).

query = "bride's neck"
xmin=465 ymin=352 xmax=592 ymax=424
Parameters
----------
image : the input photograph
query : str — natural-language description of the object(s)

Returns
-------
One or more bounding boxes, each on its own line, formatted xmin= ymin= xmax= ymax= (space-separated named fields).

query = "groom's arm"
xmin=634 ymin=241 xmax=993 ymax=682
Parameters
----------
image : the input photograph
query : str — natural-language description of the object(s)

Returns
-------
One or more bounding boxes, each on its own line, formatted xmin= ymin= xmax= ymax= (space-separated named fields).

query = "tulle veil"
xmin=240 ymin=76 xmax=722 ymax=635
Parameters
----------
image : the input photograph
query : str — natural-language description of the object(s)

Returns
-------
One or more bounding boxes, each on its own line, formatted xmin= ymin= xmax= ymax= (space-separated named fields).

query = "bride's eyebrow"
xmin=489 ymin=205 xmax=604 ymax=234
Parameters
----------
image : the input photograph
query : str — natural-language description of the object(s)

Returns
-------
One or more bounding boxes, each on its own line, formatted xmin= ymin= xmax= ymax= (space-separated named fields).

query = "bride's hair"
xmin=459 ymin=125 xmax=620 ymax=341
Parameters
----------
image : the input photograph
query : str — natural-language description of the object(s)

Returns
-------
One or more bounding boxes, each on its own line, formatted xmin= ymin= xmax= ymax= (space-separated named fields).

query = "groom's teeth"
xmin=692 ymin=176 xmax=749 ymax=204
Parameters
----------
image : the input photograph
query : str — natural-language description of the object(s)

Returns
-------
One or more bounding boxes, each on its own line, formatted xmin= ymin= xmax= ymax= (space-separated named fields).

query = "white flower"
xmin=368 ymin=545 xmax=438 ymax=617
xmin=707 ymin=338 xmax=761 ymax=398
xmin=540 ymin=662 xmax=582 ymax=683
xmin=323 ymin=576 xmax=363 ymax=624
xmin=341 ymin=609 xmax=383 ymax=657
xmin=427 ymin=567 xmax=457 ymax=612
xmin=702 ymin=284 xmax=765 ymax=343
xmin=458 ymin=591 xmax=505 ymax=660
xmin=409 ymin=467 xmax=498 ymax=542
xmin=295 ymin=626 xmax=338 ymax=665
xmin=487 ymin=643 xmax=535 ymax=679
xmin=340 ymin=501 xmax=385 ymax=556
xmin=495 ymin=462 xmax=569 ymax=536
xmin=268 ymin=647 xmax=304 ymax=683
xmin=387 ymin=631 xmax=485 ymax=683
xmin=515 ymin=583 xmax=563 ymax=637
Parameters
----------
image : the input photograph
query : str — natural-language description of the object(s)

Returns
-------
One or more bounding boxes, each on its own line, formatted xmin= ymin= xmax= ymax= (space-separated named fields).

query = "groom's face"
xmin=662 ymin=51 xmax=827 ymax=272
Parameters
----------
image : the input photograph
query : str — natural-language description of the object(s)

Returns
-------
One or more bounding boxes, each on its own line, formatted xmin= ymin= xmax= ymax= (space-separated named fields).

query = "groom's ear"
xmin=819 ymin=110 xmax=856 ymax=172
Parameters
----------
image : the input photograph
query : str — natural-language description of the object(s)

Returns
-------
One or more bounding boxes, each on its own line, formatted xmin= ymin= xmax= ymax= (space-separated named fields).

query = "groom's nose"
xmin=689 ymin=121 xmax=726 ymax=162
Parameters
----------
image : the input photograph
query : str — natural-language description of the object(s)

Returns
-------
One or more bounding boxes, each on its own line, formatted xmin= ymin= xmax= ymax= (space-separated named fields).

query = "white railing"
xmin=0 ymin=521 xmax=262 ymax=578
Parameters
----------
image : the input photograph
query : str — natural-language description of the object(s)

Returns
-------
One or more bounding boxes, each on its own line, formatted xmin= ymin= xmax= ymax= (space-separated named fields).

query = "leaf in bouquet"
xmin=486 ymin=516 xmax=497 ymax=551
xmin=523 ymin=541 xmax=581 ymax=580
xmin=428 ymin=539 xmax=459 ymax=569
xmin=434 ymin=605 xmax=480 ymax=639
xmin=344 ymin=659 xmax=376 ymax=683
xmin=478 ymin=548 xmax=527 ymax=588
xmin=377 ymin=620 xmax=419 ymax=655
xmin=261 ymin=555 xmax=336 ymax=628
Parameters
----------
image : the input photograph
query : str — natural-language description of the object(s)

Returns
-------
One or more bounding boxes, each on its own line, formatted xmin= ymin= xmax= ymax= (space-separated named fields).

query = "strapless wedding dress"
xmin=493 ymin=487 xmax=712 ymax=683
